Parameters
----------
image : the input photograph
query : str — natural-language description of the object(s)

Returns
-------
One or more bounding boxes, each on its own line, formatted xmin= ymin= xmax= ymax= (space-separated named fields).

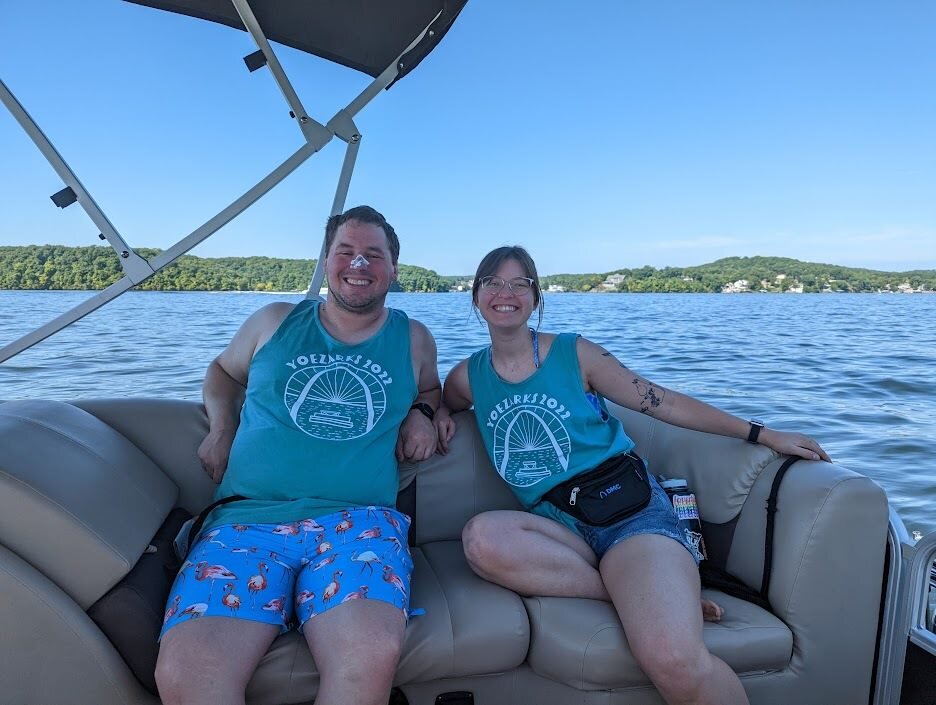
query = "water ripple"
xmin=1 ymin=290 xmax=934 ymax=536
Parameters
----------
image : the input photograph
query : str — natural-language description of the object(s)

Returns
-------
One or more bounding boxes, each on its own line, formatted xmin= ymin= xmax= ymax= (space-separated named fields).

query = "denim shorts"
xmin=568 ymin=475 xmax=699 ymax=562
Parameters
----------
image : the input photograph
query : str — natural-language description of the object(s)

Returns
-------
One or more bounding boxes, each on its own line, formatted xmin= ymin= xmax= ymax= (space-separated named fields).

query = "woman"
xmin=435 ymin=246 xmax=829 ymax=705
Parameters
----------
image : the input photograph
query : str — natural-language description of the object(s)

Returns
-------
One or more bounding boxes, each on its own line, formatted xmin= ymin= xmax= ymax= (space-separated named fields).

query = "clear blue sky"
xmin=3 ymin=1 xmax=935 ymax=275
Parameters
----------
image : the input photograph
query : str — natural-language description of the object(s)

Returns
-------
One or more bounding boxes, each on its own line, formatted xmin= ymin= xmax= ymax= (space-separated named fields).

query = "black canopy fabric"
xmin=125 ymin=0 xmax=467 ymax=85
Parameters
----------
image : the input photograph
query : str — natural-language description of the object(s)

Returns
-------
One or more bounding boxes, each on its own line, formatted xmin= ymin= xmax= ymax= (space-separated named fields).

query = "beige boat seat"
xmin=0 ymin=398 xmax=890 ymax=705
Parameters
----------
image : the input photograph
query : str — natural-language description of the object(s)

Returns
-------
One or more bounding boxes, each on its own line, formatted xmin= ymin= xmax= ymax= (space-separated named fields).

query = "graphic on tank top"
xmin=487 ymin=393 xmax=572 ymax=488
xmin=283 ymin=353 xmax=393 ymax=441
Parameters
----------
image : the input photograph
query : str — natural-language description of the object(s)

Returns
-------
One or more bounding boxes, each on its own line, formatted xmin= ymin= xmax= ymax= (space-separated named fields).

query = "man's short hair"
xmin=325 ymin=206 xmax=400 ymax=265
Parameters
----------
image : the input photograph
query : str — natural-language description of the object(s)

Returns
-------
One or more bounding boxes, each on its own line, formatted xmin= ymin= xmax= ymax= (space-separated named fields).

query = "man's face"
xmin=325 ymin=219 xmax=397 ymax=314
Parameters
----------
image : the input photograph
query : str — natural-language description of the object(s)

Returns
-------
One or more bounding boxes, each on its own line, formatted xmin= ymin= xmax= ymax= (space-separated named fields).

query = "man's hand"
xmin=198 ymin=427 xmax=236 ymax=483
xmin=434 ymin=407 xmax=457 ymax=455
xmin=396 ymin=409 xmax=438 ymax=462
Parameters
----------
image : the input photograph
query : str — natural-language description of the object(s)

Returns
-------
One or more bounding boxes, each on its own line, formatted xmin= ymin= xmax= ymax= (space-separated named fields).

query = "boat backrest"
xmin=0 ymin=400 xmax=178 ymax=609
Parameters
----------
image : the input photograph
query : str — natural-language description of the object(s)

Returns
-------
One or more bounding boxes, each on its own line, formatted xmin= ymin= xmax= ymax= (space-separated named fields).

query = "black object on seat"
xmin=700 ymin=456 xmax=802 ymax=612
xmin=87 ymin=507 xmax=192 ymax=694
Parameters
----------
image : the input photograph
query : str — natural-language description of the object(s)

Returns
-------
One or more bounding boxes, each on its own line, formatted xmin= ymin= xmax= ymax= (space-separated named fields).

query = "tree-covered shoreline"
xmin=1 ymin=246 xmax=934 ymax=294
xmin=537 ymin=256 xmax=936 ymax=294
xmin=0 ymin=245 xmax=449 ymax=293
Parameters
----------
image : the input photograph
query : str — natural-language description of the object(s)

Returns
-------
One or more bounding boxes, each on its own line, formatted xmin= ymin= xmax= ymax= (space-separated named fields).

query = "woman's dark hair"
xmin=471 ymin=245 xmax=545 ymax=328
xmin=325 ymin=205 xmax=400 ymax=265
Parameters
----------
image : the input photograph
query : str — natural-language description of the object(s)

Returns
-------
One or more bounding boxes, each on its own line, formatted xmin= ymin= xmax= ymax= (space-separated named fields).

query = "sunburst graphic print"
xmin=492 ymin=405 xmax=571 ymax=487
xmin=284 ymin=362 xmax=387 ymax=440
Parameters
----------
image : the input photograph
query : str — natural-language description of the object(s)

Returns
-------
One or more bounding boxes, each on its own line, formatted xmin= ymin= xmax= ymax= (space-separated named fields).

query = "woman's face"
xmin=475 ymin=258 xmax=537 ymax=328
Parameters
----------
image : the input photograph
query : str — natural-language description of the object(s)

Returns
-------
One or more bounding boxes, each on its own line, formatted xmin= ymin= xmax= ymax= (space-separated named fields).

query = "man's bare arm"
xmin=198 ymin=303 xmax=294 ymax=481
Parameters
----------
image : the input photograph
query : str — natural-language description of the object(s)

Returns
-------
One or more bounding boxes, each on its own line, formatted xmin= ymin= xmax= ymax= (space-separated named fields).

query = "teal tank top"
xmin=208 ymin=299 xmax=417 ymax=529
xmin=467 ymin=333 xmax=634 ymax=530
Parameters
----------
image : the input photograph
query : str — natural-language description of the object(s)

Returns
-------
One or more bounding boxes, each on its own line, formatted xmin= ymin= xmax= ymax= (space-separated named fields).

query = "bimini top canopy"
xmin=0 ymin=0 xmax=467 ymax=363
xmin=125 ymin=0 xmax=467 ymax=85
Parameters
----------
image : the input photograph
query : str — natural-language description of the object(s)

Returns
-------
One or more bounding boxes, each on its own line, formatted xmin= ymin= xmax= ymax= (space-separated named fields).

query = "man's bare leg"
xmin=156 ymin=617 xmax=279 ymax=705
xmin=304 ymin=599 xmax=406 ymax=705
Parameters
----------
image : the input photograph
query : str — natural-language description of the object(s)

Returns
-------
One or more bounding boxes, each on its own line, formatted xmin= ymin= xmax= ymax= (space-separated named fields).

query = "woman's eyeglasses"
xmin=479 ymin=276 xmax=535 ymax=294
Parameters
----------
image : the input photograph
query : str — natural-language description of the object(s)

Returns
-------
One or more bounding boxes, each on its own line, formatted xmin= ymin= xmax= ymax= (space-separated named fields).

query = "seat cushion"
xmin=245 ymin=542 xmax=530 ymax=704
xmin=524 ymin=590 xmax=792 ymax=690
xmin=87 ymin=507 xmax=191 ymax=694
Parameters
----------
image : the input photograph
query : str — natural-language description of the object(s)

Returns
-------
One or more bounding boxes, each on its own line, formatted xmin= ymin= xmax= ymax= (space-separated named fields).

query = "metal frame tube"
xmin=0 ymin=143 xmax=318 ymax=364
xmin=0 ymin=278 xmax=136 ymax=363
xmin=0 ymin=3 xmax=444 ymax=363
xmin=306 ymin=135 xmax=362 ymax=299
xmin=229 ymin=0 xmax=332 ymax=147
xmin=0 ymin=78 xmax=153 ymax=283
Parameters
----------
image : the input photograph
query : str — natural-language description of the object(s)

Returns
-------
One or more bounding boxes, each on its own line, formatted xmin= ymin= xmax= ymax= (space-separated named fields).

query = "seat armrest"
xmin=729 ymin=458 xmax=888 ymax=690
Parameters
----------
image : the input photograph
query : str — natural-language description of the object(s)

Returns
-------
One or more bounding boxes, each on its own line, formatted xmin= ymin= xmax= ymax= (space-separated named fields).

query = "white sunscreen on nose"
xmin=349 ymin=254 xmax=369 ymax=269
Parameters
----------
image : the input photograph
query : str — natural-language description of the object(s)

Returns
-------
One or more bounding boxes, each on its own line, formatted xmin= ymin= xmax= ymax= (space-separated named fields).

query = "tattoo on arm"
xmin=632 ymin=378 xmax=665 ymax=415
xmin=599 ymin=349 xmax=665 ymax=413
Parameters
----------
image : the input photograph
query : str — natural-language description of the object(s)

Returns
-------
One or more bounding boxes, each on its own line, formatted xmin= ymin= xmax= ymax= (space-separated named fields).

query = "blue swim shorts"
xmin=570 ymin=475 xmax=700 ymax=562
xmin=160 ymin=506 xmax=413 ymax=639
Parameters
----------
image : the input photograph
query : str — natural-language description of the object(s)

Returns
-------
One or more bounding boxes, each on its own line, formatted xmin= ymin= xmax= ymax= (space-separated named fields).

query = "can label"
xmin=667 ymin=491 xmax=707 ymax=561
xmin=672 ymin=494 xmax=700 ymax=521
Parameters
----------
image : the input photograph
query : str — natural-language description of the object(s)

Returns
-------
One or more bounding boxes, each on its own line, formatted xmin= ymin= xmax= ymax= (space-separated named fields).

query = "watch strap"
xmin=746 ymin=420 xmax=764 ymax=444
xmin=410 ymin=402 xmax=435 ymax=422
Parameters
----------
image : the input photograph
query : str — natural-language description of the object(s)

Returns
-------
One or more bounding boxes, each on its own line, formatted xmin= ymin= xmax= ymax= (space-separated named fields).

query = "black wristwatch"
xmin=746 ymin=419 xmax=765 ymax=444
xmin=410 ymin=402 xmax=435 ymax=422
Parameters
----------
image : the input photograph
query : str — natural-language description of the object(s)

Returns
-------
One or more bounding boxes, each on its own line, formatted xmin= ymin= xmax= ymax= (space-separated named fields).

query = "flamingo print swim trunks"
xmin=159 ymin=506 xmax=413 ymax=639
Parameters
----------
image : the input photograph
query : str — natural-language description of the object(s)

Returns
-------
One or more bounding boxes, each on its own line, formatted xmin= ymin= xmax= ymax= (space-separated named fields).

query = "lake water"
xmin=1 ymin=290 xmax=934 ymax=536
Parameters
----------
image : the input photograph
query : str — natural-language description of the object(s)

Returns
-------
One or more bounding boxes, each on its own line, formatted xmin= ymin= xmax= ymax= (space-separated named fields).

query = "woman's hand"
xmin=759 ymin=428 xmax=831 ymax=462
xmin=434 ymin=406 xmax=457 ymax=455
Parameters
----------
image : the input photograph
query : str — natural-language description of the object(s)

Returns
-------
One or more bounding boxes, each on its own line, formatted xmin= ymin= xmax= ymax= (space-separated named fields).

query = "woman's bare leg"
xmin=462 ymin=510 xmax=609 ymax=599
xmin=600 ymin=534 xmax=748 ymax=705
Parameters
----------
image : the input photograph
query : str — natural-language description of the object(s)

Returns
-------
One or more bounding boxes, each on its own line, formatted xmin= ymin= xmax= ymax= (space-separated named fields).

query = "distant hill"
xmin=539 ymin=256 xmax=936 ymax=293
xmin=0 ymin=245 xmax=449 ymax=292
xmin=1 ymin=247 xmax=933 ymax=293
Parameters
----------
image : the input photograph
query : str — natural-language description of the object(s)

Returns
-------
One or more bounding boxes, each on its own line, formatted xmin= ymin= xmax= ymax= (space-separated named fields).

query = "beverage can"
xmin=659 ymin=477 xmax=708 ymax=561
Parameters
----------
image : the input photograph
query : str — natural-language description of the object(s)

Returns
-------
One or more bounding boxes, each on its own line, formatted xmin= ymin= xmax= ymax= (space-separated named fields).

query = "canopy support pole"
xmin=0 ymin=3 xmax=441 ymax=364
xmin=229 ymin=0 xmax=332 ymax=146
xmin=0 ymin=143 xmax=319 ymax=363
xmin=0 ymin=78 xmax=154 ymax=283
xmin=303 ymin=17 xmax=439 ymax=298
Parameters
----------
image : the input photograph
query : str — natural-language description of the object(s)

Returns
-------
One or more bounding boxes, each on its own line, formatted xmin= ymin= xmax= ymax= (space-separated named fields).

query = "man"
xmin=155 ymin=206 xmax=441 ymax=705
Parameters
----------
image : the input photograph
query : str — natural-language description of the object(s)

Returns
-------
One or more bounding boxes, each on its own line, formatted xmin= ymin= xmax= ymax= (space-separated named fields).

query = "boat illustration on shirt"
xmin=310 ymin=409 xmax=354 ymax=429
xmin=514 ymin=460 xmax=550 ymax=479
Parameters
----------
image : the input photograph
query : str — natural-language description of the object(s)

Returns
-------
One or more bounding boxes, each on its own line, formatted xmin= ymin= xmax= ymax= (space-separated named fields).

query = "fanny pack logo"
xmin=599 ymin=483 xmax=622 ymax=499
